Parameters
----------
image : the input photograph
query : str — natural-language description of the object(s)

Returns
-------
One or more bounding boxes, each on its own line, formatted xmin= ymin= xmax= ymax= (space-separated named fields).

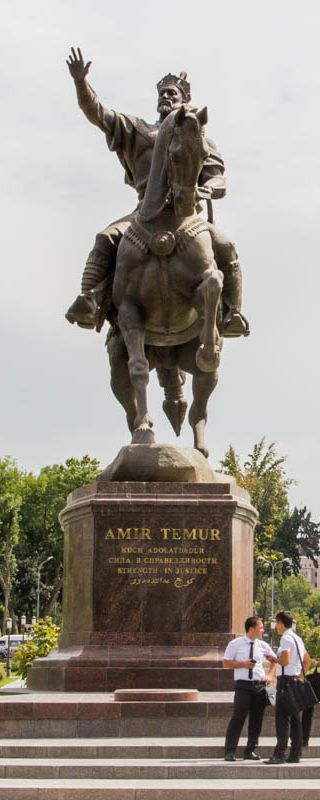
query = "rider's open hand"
xmin=66 ymin=47 xmax=92 ymax=80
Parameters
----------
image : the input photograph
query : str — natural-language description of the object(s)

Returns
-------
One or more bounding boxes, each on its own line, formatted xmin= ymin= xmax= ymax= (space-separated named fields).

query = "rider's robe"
xmin=74 ymin=79 xmax=226 ymax=202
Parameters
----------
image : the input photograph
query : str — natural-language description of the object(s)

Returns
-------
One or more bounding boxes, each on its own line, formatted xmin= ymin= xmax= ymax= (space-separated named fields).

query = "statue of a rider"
xmin=65 ymin=47 xmax=249 ymax=339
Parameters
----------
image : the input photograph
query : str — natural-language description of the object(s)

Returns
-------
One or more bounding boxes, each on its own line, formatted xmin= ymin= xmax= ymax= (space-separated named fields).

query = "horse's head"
xmin=168 ymin=105 xmax=209 ymax=218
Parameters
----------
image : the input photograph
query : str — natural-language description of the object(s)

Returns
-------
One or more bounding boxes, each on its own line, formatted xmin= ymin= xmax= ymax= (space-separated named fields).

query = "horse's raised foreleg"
xmin=194 ymin=267 xmax=223 ymax=373
xmin=107 ymin=331 xmax=137 ymax=433
xmin=189 ymin=370 xmax=218 ymax=458
xmin=117 ymin=303 xmax=154 ymax=443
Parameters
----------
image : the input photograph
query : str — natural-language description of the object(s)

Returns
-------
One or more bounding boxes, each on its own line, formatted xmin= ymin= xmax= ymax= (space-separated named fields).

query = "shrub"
xmin=14 ymin=617 xmax=60 ymax=681
xmin=0 ymin=664 xmax=6 ymax=681
xmin=306 ymin=627 xmax=320 ymax=660
xmin=293 ymin=611 xmax=313 ymax=643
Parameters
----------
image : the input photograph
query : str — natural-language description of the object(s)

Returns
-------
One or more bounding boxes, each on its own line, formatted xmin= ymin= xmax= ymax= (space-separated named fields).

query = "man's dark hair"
xmin=244 ymin=615 xmax=261 ymax=632
xmin=275 ymin=611 xmax=293 ymax=628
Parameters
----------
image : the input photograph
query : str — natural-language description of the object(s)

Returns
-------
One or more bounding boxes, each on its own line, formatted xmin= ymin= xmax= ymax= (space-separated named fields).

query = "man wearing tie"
xmin=223 ymin=616 xmax=277 ymax=761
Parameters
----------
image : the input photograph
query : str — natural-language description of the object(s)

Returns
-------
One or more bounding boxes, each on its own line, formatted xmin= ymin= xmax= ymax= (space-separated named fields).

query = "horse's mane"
xmin=139 ymin=110 xmax=177 ymax=222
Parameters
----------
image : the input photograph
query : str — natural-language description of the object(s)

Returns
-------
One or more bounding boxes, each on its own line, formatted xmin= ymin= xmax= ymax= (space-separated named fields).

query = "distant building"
xmin=300 ymin=555 xmax=320 ymax=590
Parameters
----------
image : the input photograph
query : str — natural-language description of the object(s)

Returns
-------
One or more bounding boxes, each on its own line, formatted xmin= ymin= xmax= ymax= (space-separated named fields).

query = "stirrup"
xmin=222 ymin=309 xmax=250 ymax=338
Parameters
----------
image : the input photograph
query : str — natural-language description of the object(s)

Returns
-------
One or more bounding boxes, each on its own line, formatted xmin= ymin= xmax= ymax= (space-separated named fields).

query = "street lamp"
xmin=6 ymin=617 xmax=12 ymax=678
xmin=257 ymin=556 xmax=291 ymax=633
xmin=20 ymin=614 xmax=26 ymax=643
xmin=36 ymin=557 xmax=54 ymax=619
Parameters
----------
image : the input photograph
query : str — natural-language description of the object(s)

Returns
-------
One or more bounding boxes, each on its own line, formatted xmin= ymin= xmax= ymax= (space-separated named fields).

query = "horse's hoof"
xmin=196 ymin=345 xmax=220 ymax=373
xmin=195 ymin=445 xmax=209 ymax=459
xmin=133 ymin=414 xmax=154 ymax=430
xmin=132 ymin=428 xmax=155 ymax=444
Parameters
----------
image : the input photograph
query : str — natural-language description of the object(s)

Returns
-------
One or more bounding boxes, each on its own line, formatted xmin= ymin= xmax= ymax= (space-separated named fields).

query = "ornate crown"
xmin=157 ymin=71 xmax=191 ymax=102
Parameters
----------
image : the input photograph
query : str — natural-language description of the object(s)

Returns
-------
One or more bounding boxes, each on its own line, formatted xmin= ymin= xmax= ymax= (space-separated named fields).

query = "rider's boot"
xmin=65 ymin=291 xmax=99 ymax=329
xmin=65 ymin=222 xmax=129 ymax=330
xmin=66 ymin=234 xmax=116 ymax=331
xmin=220 ymin=260 xmax=250 ymax=337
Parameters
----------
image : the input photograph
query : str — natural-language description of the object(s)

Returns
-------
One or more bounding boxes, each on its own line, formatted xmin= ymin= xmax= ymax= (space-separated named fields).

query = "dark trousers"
xmin=273 ymin=677 xmax=303 ymax=760
xmin=301 ymin=706 xmax=315 ymax=746
xmin=224 ymin=681 xmax=267 ymax=755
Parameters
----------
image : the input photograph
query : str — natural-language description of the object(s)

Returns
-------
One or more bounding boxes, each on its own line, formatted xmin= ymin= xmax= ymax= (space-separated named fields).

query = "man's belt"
xmin=235 ymin=680 xmax=266 ymax=686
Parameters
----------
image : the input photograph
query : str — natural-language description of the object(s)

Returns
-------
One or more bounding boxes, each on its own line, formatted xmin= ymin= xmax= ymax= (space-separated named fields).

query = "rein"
xmin=169 ymin=181 xmax=196 ymax=193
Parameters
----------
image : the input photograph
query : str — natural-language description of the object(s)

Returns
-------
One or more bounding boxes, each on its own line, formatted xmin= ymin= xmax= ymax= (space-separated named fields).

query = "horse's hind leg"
xmin=117 ymin=303 xmax=154 ymax=441
xmin=107 ymin=331 xmax=137 ymax=433
xmin=189 ymin=370 xmax=218 ymax=458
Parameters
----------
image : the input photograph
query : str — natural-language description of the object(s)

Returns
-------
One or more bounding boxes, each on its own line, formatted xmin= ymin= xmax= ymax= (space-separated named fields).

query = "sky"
xmin=1 ymin=0 xmax=320 ymax=519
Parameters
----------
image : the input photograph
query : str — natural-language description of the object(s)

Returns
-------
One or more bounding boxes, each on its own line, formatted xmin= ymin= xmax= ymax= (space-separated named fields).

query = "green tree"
xmin=0 ymin=457 xmax=24 ymax=632
xmin=221 ymin=439 xmax=292 ymax=558
xmin=13 ymin=455 xmax=100 ymax=621
xmin=292 ymin=611 xmax=313 ymax=642
xmin=277 ymin=507 xmax=320 ymax=573
xmin=306 ymin=627 xmax=320 ymax=659
xmin=220 ymin=439 xmax=320 ymax=619
xmin=308 ymin=590 xmax=320 ymax=625
xmin=221 ymin=439 xmax=293 ymax=612
xmin=274 ymin=574 xmax=314 ymax=615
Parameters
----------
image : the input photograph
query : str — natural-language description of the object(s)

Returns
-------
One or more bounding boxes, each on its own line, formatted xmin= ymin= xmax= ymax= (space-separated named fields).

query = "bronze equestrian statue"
xmin=65 ymin=48 xmax=249 ymax=456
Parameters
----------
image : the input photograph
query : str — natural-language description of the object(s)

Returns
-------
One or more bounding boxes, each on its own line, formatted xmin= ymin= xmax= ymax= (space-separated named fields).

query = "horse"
xmin=108 ymin=104 xmax=224 ymax=457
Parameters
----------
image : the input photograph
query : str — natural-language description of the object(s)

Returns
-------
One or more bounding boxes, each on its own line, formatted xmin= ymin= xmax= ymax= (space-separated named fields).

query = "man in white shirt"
xmin=223 ymin=616 xmax=277 ymax=761
xmin=264 ymin=610 xmax=311 ymax=764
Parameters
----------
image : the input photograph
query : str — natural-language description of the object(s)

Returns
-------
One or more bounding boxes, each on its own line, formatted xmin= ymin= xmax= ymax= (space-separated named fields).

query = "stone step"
xmin=0 ymin=777 xmax=318 ymax=798
xmin=0 ymin=756 xmax=320 ymax=780
xmin=0 ymin=693 xmax=319 ymax=738
xmin=0 ymin=737 xmax=320 ymax=759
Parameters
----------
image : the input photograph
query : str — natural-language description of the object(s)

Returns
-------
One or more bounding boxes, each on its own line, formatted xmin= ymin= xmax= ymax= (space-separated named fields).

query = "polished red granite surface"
xmin=28 ymin=479 xmax=257 ymax=691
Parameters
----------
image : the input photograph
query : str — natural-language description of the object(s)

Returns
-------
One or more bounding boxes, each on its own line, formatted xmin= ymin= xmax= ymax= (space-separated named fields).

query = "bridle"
xmin=167 ymin=115 xmax=208 ymax=202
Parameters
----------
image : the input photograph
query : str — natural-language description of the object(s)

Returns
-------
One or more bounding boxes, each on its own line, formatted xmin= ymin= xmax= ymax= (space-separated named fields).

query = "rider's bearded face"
xmin=157 ymin=85 xmax=185 ymax=118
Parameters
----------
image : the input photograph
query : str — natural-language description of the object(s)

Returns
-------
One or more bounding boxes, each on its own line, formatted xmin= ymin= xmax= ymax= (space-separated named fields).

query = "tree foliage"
xmin=221 ymin=439 xmax=292 ymax=559
xmin=274 ymin=574 xmax=314 ymax=614
xmin=0 ymin=457 xmax=24 ymax=630
xmin=277 ymin=507 xmax=320 ymax=573
xmin=0 ymin=456 xmax=100 ymax=628
xmin=221 ymin=439 xmax=320 ymax=624
xmin=14 ymin=617 xmax=60 ymax=680
xmin=306 ymin=628 xmax=320 ymax=660
xmin=221 ymin=438 xmax=319 ymax=563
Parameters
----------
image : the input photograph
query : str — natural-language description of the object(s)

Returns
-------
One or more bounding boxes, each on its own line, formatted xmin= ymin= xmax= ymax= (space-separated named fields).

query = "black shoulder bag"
xmin=279 ymin=636 xmax=318 ymax=714
xmin=306 ymin=664 xmax=320 ymax=700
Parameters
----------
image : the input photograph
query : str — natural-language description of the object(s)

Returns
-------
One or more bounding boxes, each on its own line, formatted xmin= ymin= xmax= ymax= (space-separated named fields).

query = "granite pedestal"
xmin=28 ymin=447 xmax=257 ymax=691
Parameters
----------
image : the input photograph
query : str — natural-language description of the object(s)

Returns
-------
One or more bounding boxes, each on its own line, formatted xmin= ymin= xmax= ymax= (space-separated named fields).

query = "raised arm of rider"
xmin=73 ymin=78 xmax=114 ymax=132
xmin=67 ymin=47 xmax=115 ymax=133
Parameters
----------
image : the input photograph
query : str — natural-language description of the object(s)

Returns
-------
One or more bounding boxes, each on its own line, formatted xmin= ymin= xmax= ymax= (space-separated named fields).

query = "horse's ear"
xmin=196 ymin=106 xmax=208 ymax=126
xmin=175 ymin=104 xmax=186 ymax=124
